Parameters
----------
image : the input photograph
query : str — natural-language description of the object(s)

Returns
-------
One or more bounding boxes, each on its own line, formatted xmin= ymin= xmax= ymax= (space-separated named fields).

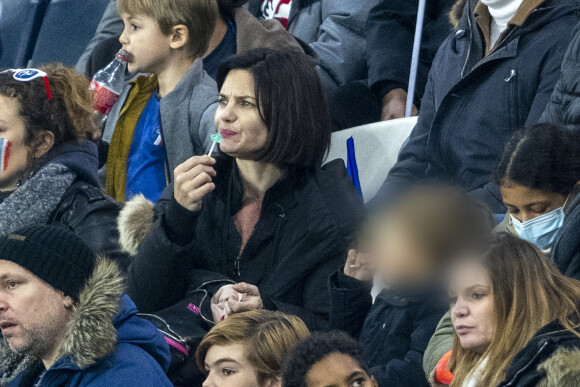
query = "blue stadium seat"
xmin=0 ymin=0 xmax=50 ymax=67
xmin=28 ymin=0 xmax=109 ymax=67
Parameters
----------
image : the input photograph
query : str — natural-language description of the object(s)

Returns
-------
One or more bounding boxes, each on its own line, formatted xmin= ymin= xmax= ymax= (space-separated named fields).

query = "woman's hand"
xmin=174 ymin=155 xmax=217 ymax=211
xmin=211 ymin=284 xmax=240 ymax=322
xmin=211 ymin=283 xmax=263 ymax=322
xmin=344 ymin=249 xmax=373 ymax=281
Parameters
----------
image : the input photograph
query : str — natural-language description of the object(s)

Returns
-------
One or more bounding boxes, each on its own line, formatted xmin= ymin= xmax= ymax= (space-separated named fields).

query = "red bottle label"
xmin=91 ymin=81 xmax=120 ymax=115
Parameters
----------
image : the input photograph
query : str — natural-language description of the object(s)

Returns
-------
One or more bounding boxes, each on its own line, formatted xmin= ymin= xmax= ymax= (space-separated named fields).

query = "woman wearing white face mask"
xmin=495 ymin=123 xmax=580 ymax=253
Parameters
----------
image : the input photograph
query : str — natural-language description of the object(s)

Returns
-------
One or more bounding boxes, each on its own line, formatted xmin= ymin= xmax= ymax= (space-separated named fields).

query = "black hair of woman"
xmin=217 ymin=48 xmax=331 ymax=168
xmin=496 ymin=123 xmax=580 ymax=196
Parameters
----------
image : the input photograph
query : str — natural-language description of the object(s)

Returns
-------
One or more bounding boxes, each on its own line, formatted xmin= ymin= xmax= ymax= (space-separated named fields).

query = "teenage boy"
xmin=102 ymin=0 xmax=219 ymax=203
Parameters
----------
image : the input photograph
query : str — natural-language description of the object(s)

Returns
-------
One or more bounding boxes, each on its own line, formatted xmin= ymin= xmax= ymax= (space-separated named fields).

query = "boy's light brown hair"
xmin=196 ymin=310 xmax=310 ymax=384
xmin=117 ymin=0 xmax=217 ymax=59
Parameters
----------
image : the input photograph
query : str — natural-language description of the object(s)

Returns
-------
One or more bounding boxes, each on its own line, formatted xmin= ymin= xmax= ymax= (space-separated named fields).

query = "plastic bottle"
xmin=90 ymin=49 xmax=129 ymax=127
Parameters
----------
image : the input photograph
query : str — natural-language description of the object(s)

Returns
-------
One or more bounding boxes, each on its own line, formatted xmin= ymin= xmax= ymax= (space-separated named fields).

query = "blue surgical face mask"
xmin=510 ymin=204 xmax=566 ymax=253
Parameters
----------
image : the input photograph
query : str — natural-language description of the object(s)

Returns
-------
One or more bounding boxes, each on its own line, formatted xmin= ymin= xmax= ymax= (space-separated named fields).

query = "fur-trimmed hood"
xmin=0 ymin=258 xmax=170 ymax=386
xmin=118 ymin=194 xmax=155 ymax=256
xmin=499 ymin=318 xmax=580 ymax=387
xmin=538 ymin=348 xmax=580 ymax=387
xmin=450 ymin=0 xmax=468 ymax=27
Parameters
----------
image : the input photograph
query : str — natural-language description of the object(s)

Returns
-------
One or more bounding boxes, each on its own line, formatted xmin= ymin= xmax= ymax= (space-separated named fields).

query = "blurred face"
xmin=215 ymin=70 xmax=268 ymax=160
xmin=119 ymin=13 xmax=172 ymax=74
xmin=0 ymin=96 xmax=33 ymax=191
xmin=305 ymin=353 xmax=378 ymax=387
xmin=449 ymin=260 xmax=495 ymax=353
xmin=501 ymin=181 xmax=567 ymax=223
xmin=0 ymin=260 xmax=73 ymax=363
xmin=368 ymin=219 xmax=431 ymax=287
xmin=203 ymin=343 xmax=277 ymax=387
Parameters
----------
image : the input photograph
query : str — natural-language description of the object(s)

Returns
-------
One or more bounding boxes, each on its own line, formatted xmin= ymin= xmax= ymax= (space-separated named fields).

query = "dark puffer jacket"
xmin=376 ymin=0 xmax=579 ymax=213
xmin=541 ymin=20 xmax=580 ymax=127
xmin=122 ymin=157 xmax=363 ymax=331
xmin=328 ymin=271 xmax=447 ymax=387
xmin=552 ymin=192 xmax=580 ymax=280
xmin=497 ymin=319 xmax=580 ymax=387
xmin=47 ymin=142 xmax=126 ymax=268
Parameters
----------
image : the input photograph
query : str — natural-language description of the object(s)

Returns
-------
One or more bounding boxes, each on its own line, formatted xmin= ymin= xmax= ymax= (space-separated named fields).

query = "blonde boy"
xmin=102 ymin=0 xmax=218 ymax=203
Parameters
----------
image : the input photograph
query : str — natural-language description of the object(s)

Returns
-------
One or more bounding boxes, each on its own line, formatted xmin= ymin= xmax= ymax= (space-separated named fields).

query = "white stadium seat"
xmin=324 ymin=117 xmax=418 ymax=204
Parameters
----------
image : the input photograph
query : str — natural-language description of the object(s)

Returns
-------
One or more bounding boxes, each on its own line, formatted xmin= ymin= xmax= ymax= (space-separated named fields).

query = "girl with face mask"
xmin=495 ymin=123 xmax=580 ymax=253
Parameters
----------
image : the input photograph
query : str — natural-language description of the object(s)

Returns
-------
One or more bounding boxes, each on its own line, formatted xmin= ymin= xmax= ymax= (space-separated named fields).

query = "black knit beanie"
xmin=0 ymin=225 xmax=96 ymax=301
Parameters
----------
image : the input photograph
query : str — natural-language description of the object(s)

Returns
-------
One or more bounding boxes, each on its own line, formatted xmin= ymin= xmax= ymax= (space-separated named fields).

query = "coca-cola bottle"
xmin=90 ymin=49 xmax=129 ymax=127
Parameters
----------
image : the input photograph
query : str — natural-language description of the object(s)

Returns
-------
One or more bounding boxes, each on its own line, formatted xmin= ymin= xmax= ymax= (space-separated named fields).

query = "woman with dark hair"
xmin=495 ymin=123 xmax=580 ymax=253
xmin=448 ymin=233 xmax=580 ymax=386
xmin=0 ymin=65 xmax=125 ymax=266
xmin=121 ymin=48 xmax=363 ymax=331
xmin=282 ymin=331 xmax=378 ymax=387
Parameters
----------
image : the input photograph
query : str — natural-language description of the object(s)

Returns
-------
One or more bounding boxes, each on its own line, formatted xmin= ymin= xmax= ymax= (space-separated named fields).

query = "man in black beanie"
xmin=0 ymin=225 xmax=173 ymax=387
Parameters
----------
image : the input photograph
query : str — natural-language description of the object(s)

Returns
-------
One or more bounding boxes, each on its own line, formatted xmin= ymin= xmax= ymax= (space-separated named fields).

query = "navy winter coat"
xmin=378 ymin=0 xmax=579 ymax=213
xmin=328 ymin=271 xmax=447 ymax=387
xmin=23 ymin=296 xmax=173 ymax=387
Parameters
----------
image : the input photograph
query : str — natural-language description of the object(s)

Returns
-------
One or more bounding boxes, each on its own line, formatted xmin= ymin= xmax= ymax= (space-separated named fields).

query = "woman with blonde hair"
xmin=448 ymin=233 xmax=580 ymax=386
xmin=196 ymin=310 xmax=310 ymax=387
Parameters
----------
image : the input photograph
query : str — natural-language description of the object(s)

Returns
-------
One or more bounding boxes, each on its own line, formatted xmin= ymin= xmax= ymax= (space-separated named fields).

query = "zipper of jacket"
xmin=503 ymin=341 xmax=548 ymax=386
xmin=462 ymin=6 xmax=530 ymax=77
xmin=234 ymin=256 xmax=241 ymax=276
xmin=232 ymin=195 xmax=270 ymax=278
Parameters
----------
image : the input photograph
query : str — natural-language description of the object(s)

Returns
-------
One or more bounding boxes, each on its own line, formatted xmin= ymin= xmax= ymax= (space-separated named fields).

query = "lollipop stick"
xmin=208 ymin=133 xmax=222 ymax=157
xmin=208 ymin=141 xmax=217 ymax=156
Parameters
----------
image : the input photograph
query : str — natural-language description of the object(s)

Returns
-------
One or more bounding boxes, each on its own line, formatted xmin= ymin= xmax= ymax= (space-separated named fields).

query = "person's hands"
xmin=227 ymin=283 xmax=263 ymax=314
xmin=174 ymin=155 xmax=216 ymax=211
xmin=211 ymin=284 xmax=241 ymax=322
xmin=211 ymin=283 xmax=263 ymax=322
xmin=344 ymin=249 xmax=373 ymax=281
xmin=381 ymin=88 xmax=417 ymax=121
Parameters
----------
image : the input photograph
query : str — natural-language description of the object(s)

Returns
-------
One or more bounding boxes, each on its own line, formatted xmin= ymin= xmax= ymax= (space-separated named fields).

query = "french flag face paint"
xmin=0 ymin=139 xmax=12 ymax=174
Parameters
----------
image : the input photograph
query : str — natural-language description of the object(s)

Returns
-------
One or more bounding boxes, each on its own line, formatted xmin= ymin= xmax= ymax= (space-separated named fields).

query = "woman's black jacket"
xmin=126 ymin=157 xmax=364 ymax=331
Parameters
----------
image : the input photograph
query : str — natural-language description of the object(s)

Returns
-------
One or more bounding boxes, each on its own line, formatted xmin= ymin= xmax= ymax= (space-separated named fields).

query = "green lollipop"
xmin=208 ymin=133 xmax=222 ymax=156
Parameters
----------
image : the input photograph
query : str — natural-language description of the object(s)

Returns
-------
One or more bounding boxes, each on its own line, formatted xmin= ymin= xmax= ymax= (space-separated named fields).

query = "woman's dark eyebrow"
xmin=218 ymin=94 xmax=256 ymax=101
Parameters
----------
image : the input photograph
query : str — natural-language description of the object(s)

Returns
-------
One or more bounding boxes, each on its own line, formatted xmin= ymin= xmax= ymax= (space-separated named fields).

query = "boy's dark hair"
xmin=117 ymin=0 xmax=217 ymax=59
xmin=217 ymin=48 xmax=331 ymax=168
xmin=496 ymin=123 xmax=580 ymax=196
xmin=282 ymin=331 xmax=367 ymax=387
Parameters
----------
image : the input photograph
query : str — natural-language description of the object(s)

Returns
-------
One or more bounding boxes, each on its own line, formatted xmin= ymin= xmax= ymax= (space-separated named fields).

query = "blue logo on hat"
xmin=14 ymin=69 xmax=41 ymax=80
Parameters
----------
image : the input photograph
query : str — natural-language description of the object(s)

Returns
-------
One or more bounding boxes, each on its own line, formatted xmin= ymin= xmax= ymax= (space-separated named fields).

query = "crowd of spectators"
xmin=1 ymin=0 xmax=580 ymax=386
